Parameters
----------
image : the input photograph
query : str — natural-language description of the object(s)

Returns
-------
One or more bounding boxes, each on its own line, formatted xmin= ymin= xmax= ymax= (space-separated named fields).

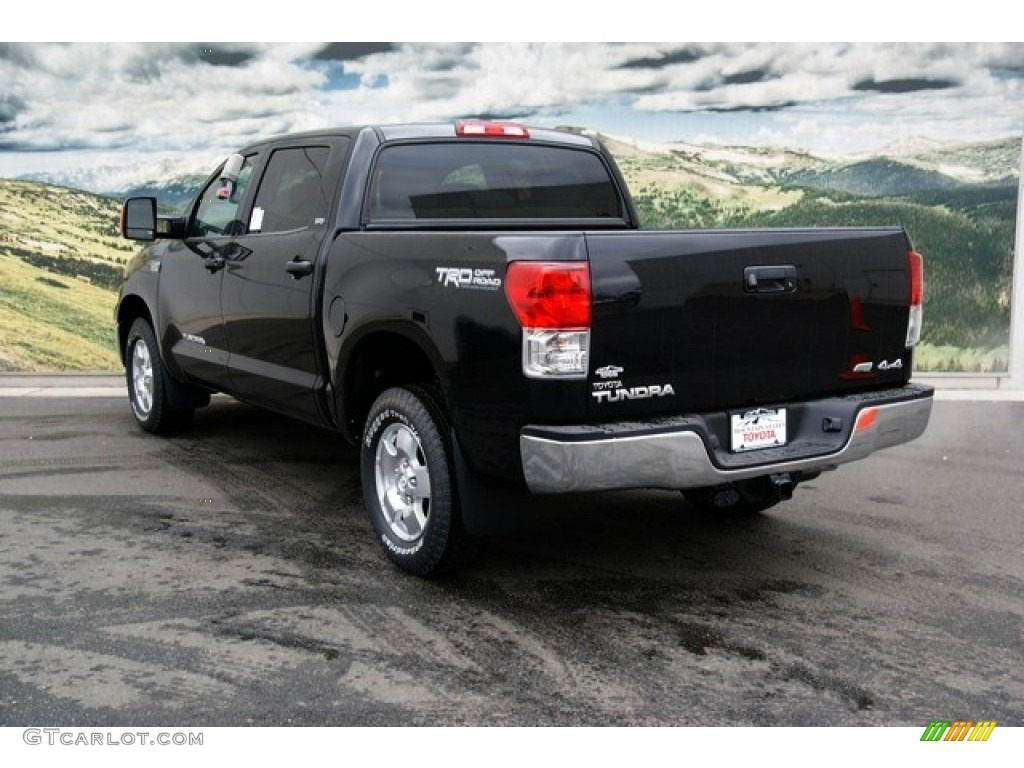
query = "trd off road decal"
xmin=435 ymin=267 xmax=502 ymax=290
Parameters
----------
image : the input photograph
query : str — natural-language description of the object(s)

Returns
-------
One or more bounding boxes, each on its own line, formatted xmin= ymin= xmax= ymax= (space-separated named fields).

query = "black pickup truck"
xmin=118 ymin=120 xmax=933 ymax=574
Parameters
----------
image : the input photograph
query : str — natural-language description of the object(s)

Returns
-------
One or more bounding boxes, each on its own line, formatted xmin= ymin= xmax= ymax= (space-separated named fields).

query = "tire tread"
xmin=361 ymin=384 xmax=476 ymax=576
xmin=125 ymin=318 xmax=194 ymax=435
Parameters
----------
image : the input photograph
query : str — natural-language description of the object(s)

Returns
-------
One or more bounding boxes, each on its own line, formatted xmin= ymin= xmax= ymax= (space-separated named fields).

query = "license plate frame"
xmin=730 ymin=407 xmax=787 ymax=452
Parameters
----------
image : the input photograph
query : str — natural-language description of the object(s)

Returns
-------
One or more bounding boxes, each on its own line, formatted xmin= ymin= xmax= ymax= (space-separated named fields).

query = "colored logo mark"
xmin=920 ymin=720 xmax=997 ymax=742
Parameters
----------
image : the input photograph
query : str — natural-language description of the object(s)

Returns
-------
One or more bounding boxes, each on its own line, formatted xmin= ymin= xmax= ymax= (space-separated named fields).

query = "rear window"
xmin=368 ymin=142 xmax=621 ymax=221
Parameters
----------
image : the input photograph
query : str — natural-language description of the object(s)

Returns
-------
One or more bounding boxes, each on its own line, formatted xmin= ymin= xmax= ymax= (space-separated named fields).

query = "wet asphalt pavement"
xmin=0 ymin=394 xmax=1021 ymax=726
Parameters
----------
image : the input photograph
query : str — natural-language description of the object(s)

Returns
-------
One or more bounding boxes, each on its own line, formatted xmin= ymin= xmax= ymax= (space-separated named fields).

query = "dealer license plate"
xmin=730 ymin=408 xmax=787 ymax=452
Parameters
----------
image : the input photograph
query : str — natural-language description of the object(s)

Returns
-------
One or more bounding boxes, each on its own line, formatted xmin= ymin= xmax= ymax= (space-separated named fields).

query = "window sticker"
xmin=250 ymin=206 xmax=265 ymax=232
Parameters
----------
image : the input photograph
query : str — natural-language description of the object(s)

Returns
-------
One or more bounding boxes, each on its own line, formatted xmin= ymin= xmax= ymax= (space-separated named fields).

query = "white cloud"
xmin=1 ymin=43 xmax=327 ymax=154
xmin=0 ymin=42 xmax=1021 ymax=183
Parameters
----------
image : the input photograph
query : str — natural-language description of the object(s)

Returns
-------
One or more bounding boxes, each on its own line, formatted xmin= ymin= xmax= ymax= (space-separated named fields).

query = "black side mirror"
xmin=122 ymin=197 xmax=157 ymax=241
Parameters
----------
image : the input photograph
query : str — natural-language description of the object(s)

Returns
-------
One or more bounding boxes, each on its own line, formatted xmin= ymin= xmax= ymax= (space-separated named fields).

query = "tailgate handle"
xmin=744 ymin=265 xmax=797 ymax=294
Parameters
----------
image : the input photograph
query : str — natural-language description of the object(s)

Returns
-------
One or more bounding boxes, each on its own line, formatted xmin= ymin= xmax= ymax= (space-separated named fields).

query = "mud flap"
xmin=452 ymin=431 xmax=529 ymax=537
xmin=162 ymin=366 xmax=211 ymax=410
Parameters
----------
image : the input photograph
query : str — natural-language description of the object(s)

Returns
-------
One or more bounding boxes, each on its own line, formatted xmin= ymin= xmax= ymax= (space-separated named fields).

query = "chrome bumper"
xmin=520 ymin=388 xmax=933 ymax=494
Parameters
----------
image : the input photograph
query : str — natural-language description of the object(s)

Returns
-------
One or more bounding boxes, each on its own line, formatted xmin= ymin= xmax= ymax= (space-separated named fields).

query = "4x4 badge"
xmin=878 ymin=358 xmax=903 ymax=370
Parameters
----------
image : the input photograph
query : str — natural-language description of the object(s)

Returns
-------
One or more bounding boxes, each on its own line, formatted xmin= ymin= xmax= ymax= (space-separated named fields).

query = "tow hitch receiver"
xmin=769 ymin=473 xmax=794 ymax=501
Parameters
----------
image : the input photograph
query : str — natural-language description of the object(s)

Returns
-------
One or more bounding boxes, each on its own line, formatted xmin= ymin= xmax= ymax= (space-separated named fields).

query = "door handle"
xmin=744 ymin=265 xmax=797 ymax=294
xmin=204 ymin=256 xmax=225 ymax=273
xmin=285 ymin=257 xmax=314 ymax=278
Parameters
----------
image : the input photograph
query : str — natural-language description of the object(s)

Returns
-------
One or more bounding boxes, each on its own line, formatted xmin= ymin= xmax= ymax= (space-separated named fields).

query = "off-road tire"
xmin=124 ymin=318 xmax=194 ymax=434
xmin=361 ymin=385 xmax=473 ymax=576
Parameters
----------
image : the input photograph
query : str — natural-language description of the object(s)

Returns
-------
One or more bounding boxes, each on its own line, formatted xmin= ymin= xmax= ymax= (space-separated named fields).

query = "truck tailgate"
xmin=585 ymin=227 xmax=914 ymax=419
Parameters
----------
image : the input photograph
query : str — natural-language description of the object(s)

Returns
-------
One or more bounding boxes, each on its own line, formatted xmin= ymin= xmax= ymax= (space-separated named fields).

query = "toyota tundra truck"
xmin=117 ymin=120 xmax=933 ymax=575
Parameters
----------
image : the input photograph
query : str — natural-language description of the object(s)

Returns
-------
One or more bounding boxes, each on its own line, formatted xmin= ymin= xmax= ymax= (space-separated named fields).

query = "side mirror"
xmin=121 ymin=197 xmax=157 ymax=241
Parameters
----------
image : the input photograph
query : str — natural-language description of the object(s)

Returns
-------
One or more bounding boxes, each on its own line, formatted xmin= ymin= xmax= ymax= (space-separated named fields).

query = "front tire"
xmin=361 ymin=386 xmax=470 ymax=575
xmin=124 ymin=318 xmax=193 ymax=434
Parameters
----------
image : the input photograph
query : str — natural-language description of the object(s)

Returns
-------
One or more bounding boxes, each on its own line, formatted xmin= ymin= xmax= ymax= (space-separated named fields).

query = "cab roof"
xmin=240 ymin=122 xmax=599 ymax=154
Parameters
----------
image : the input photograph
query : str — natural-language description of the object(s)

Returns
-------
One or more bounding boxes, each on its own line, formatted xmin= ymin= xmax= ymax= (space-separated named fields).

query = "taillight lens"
xmin=906 ymin=250 xmax=924 ymax=347
xmin=505 ymin=261 xmax=591 ymax=378
xmin=505 ymin=262 xmax=590 ymax=329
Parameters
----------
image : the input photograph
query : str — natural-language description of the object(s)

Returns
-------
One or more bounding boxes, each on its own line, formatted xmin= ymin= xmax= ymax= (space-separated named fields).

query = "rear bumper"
xmin=520 ymin=384 xmax=933 ymax=494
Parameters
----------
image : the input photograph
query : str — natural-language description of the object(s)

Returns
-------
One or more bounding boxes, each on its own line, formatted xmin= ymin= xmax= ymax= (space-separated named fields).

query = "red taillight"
xmin=505 ymin=262 xmax=591 ymax=329
xmin=908 ymin=250 xmax=924 ymax=306
xmin=906 ymin=250 xmax=924 ymax=347
xmin=455 ymin=120 xmax=530 ymax=139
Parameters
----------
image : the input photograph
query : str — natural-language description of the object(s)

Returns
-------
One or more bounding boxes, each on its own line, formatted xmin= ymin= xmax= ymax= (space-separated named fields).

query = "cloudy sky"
xmin=1 ymin=42 xmax=1022 ymax=187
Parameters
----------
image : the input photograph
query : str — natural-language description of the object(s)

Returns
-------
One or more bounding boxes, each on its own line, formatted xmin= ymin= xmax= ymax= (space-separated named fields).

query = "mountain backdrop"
xmin=0 ymin=132 xmax=1019 ymax=371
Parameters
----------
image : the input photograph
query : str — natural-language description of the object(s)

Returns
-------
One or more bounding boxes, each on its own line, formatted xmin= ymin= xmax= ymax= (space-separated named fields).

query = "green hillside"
xmin=782 ymin=158 xmax=961 ymax=196
xmin=0 ymin=179 xmax=133 ymax=370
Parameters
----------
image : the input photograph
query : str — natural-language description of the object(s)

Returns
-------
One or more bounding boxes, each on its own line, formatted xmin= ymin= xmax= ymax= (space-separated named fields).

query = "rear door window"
xmin=368 ymin=143 xmax=621 ymax=221
xmin=249 ymin=146 xmax=331 ymax=234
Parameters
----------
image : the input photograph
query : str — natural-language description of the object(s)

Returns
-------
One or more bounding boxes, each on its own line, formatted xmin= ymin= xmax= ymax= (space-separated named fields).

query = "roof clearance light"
xmin=455 ymin=120 xmax=530 ymax=139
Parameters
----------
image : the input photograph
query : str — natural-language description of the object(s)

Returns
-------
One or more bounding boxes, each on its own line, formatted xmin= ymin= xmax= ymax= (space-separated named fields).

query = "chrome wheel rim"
xmin=130 ymin=338 xmax=154 ymax=419
xmin=374 ymin=423 xmax=432 ymax=542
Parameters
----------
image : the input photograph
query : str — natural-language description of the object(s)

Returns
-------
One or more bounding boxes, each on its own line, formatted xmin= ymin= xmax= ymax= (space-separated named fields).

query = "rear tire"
xmin=361 ymin=385 xmax=472 ymax=576
xmin=124 ymin=318 xmax=193 ymax=434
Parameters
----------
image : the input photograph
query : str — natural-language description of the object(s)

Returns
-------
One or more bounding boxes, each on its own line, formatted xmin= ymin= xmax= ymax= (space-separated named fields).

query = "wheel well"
xmin=342 ymin=332 xmax=443 ymax=441
xmin=117 ymin=296 xmax=152 ymax=365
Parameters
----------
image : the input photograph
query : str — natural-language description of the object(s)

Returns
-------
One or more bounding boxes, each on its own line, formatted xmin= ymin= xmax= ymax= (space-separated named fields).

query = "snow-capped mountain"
xmin=16 ymin=155 xmax=215 ymax=210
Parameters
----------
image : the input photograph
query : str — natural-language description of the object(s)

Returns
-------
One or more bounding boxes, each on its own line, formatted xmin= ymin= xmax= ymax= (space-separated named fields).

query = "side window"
xmin=189 ymin=157 xmax=255 ymax=237
xmin=248 ymin=147 xmax=330 ymax=234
